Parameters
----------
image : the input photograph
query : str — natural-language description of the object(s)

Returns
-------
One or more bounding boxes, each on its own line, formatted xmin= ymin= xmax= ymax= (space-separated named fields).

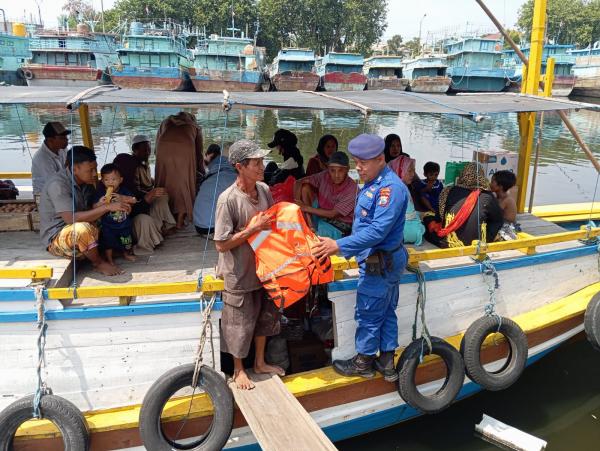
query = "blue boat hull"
xmin=447 ymin=67 xmax=512 ymax=92
xmin=190 ymin=69 xmax=263 ymax=92
xmin=110 ymin=66 xmax=189 ymax=91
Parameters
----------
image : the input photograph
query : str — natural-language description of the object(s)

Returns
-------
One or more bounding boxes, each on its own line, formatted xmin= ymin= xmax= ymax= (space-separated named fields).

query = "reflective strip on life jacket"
xmin=249 ymin=229 xmax=272 ymax=251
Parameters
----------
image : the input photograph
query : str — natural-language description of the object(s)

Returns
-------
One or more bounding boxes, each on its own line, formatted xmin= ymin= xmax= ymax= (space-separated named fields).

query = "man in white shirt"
xmin=31 ymin=122 xmax=71 ymax=199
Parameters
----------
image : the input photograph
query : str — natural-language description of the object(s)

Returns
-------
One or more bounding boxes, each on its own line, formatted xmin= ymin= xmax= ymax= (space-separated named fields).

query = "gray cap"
xmin=228 ymin=139 xmax=270 ymax=165
xmin=328 ymin=151 xmax=349 ymax=167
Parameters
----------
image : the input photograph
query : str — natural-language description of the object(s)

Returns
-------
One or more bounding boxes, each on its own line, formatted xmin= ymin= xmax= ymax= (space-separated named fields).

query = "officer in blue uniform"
xmin=313 ymin=134 xmax=408 ymax=381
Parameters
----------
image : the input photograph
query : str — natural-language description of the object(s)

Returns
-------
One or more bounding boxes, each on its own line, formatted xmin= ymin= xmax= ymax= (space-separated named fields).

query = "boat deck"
xmin=0 ymin=213 xmax=574 ymax=305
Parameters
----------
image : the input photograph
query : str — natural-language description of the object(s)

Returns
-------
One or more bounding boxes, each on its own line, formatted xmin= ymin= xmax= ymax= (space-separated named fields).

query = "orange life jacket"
xmin=247 ymin=202 xmax=334 ymax=311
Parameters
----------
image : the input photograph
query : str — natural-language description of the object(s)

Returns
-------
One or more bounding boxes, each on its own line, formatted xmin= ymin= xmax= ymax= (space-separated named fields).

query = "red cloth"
xmin=432 ymin=189 xmax=481 ymax=238
xmin=270 ymin=175 xmax=296 ymax=203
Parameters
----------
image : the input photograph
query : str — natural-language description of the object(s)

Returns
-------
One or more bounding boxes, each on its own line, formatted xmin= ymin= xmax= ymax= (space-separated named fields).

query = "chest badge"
xmin=361 ymin=209 xmax=368 ymax=217
xmin=365 ymin=191 xmax=374 ymax=199
xmin=378 ymin=187 xmax=391 ymax=207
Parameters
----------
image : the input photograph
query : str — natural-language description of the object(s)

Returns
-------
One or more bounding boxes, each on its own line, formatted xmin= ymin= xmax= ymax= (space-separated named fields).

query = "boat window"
xmin=160 ymin=54 xmax=169 ymax=67
xmin=139 ymin=53 xmax=150 ymax=66
xmin=68 ymin=53 xmax=77 ymax=65
xmin=58 ymin=39 xmax=66 ymax=49
xmin=150 ymin=54 xmax=160 ymax=66
xmin=56 ymin=53 xmax=65 ymax=64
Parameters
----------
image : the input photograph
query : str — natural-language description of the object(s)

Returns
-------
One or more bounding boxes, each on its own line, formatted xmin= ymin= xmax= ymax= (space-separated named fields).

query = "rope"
xmin=480 ymin=256 xmax=502 ymax=330
xmin=408 ymin=266 xmax=432 ymax=361
xmin=192 ymin=293 xmax=218 ymax=386
xmin=102 ymin=106 xmax=119 ymax=165
xmin=69 ymin=110 xmax=78 ymax=300
xmin=14 ymin=105 xmax=33 ymax=161
xmin=33 ymin=285 xmax=49 ymax=418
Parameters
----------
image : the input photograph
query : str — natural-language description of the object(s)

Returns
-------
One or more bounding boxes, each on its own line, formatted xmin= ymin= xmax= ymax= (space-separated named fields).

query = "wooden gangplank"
xmin=229 ymin=371 xmax=338 ymax=451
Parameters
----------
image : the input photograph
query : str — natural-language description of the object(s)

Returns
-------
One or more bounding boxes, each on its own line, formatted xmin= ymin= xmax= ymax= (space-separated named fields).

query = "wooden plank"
xmin=0 ymin=266 xmax=52 ymax=279
xmin=229 ymin=371 xmax=337 ymax=451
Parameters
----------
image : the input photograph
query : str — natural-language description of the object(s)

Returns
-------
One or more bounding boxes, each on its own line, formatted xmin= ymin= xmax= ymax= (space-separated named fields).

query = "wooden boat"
xmin=1 ymin=81 xmax=600 ymax=450
xmin=269 ymin=48 xmax=319 ymax=92
xmin=315 ymin=52 xmax=367 ymax=91
xmin=569 ymin=42 xmax=600 ymax=97
xmin=109 ymin=21 xmax=192 ymax=91
xmin=21 ymin=24 xmax=116 ymax=88
xmin=402 ymin=55 xmax=451 ymax=93
xmin=363 ymin=55 xmax=409 ymax=91
xmin=0 ymin=23 xmax=30 ymax=86
xmin=445 ymin=36 xmax=514 ymax=92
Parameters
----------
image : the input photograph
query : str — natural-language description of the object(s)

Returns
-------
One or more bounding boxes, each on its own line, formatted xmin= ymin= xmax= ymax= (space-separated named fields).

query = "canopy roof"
xmin=0 ymin=85 xmax=597 ymax=117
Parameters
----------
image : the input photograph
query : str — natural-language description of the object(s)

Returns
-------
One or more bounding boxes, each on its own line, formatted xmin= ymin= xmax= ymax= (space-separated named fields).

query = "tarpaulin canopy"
xmin=1 ymin=85 xmax=597 ymax=117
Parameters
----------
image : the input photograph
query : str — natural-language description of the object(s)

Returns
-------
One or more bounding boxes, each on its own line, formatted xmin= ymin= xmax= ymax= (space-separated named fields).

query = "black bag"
xmin=0 ymin=180 xmax=18 ymax=200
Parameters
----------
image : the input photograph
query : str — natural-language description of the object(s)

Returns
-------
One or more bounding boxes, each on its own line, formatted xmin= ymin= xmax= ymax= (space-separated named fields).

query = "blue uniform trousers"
xmin=355 ymin=282 xmax=400 ymax=355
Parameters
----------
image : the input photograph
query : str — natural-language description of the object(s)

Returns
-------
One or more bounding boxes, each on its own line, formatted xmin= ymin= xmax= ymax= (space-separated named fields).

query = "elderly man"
xmin=39 ymin=146 xmax=130 ymax=276
xmin=31 ymin=122 xmax=71 ymax=199
xmin=313 ymin=134 xmax=409 ymax=382
xmin=214 ymin=139 xmax=284 ymax=390
xmin=294 ymin=151 xmax=357 ymax=237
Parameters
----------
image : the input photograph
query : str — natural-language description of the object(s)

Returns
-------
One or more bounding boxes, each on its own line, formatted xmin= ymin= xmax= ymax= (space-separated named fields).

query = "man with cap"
xmin=31 ymin=122 xmax=71 ymax=199
xmin=294 ymin=151 xmax=357 ymax=237
xmin=313 ymin=134 xmax=409 ymax=381
xmin=214 ymin=139 xmax=284 ymax=390
xmin=264 ymin=128 xmax=305 ymax=185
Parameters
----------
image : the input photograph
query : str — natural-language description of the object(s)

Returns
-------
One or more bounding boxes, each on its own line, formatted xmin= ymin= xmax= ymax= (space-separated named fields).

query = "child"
xmin=94 ymin=164 xmax=138 ymax=264
xmin=490 ymin=170 xmax=518 ymax=240
xmin=418 ymin=161 xmax=444 ymax=213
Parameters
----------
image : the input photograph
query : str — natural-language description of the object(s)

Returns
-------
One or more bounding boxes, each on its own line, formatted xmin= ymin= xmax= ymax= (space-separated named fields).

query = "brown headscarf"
xmin=439 ymin=162 xmax=489 ymax=219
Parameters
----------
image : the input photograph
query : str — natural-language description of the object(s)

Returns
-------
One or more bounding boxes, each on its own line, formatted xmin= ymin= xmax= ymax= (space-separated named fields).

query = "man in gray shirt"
xmin=31 ymin=122 xmax=71 ymax=197
xmin=39 ymin=146 xmax=130 ymax=276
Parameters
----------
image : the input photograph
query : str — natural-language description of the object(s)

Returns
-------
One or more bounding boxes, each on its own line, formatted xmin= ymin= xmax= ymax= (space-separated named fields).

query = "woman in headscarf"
xmin=155 ymin=111 xmax=204 ymax=229
xmin=389 ymin=155 xmax=425 ymax=245
xmin=306 ymin=134 xmax=338 ymax=176
xmin=384 ymin=133 xmax=409 ymax=163
xmin=423 ymin=162 xmax=503 ymax=248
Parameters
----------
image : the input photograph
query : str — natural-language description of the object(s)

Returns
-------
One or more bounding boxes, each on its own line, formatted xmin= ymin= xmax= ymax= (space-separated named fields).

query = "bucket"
xmin=444 ymin=161 xmax=470 ymax=185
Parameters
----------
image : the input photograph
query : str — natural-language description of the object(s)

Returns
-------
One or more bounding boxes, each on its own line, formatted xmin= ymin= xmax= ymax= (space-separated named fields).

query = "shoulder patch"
xmin=378 ymin=187 xmax=391 ymax=207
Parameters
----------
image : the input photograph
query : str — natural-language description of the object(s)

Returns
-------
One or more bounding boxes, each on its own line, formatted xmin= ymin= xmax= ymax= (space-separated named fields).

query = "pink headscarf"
xmin=388 ymin=155 xmax=415 ymax=184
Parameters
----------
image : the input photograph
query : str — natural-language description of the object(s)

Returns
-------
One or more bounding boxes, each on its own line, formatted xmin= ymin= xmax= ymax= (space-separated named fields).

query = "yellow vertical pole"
xmin=515 ymin=0 xmax=546 ymax=213
xmin=543 ymin=57 xmax=555 ymax=97
xmin=78 ymin=103 xmax=94 ymax=150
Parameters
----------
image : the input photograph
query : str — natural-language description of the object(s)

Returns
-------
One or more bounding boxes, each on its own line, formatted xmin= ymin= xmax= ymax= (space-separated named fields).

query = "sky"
xmin=3 ymin=0 xmax=526 ymax=39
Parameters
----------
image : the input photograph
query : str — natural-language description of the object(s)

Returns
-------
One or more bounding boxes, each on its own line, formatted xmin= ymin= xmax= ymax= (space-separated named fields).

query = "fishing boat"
xmin=109 ymin=21 xmax=193 ymax=91
xmin=21 ymin=24 xmax=116 ymax=87
xmin=189 ymin=33 xmax=265 ymax=92
xmin=402 ymin=54 xmax=451 ymax=93
xmin=1 ymin=81 xmax=600 ymax=450
xmin=0 ymin=23 xmax=30 ymax=86
xmin=504 ymin=44 xmax=577 ymax=97
xmin=268 ymin=48 xmax=319 ymax=92
xmin=569 ymin=42 xmax=600 ymax=97
xmin=315 ymin=52 xmax=367 ymax=91
xmin=444 ymin=36 xmax=513 ymax=92
xmin=363 ymin=55 xmax=408 ymax=90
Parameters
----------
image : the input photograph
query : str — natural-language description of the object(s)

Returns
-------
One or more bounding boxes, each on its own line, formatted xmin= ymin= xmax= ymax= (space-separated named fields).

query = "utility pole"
xmin=418 ymin=14 xmax=427 ymax=56
xmin=100 ymin=0 xmax=106 ymax=33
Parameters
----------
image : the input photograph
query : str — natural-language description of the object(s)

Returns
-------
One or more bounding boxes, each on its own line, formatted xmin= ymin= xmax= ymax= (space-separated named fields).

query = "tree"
xmin=386 ymin=34 xmax=403 ymax=54
xmin=503 ymin=28 xmax=521 ymax=49
xmin=403 ymin=37 xmax=420 ymax=57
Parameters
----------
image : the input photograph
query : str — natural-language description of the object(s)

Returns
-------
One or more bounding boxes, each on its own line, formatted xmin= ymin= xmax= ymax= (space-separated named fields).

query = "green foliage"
xmin=403 ymin=37 xmax=420 ymax=58
xmin=503 ymin=28 xmax=522 ymax=49
xmin=386 ymin=34 xmax=403 ymax=54
xmin=517 ymin=0 xmax=600 ymax=46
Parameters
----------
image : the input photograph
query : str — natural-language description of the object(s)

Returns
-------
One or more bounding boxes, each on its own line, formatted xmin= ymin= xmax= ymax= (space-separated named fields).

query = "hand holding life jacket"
xmin=247 ymin=202 xmax=334 ymax=311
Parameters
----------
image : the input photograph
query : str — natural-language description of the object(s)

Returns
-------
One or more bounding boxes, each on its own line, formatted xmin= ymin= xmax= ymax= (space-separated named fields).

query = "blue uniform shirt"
xmin=337 ymin=165 xmax=408 ymax=264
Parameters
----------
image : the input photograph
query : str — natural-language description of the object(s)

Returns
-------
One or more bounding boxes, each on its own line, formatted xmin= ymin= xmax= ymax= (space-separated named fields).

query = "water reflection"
xmin=1 ymin=104 xmax=600 ymax=204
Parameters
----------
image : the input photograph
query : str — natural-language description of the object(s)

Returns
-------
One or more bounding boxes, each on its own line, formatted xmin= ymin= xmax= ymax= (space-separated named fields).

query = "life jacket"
xmin=247 ymin=202 xmax=334 ymax=311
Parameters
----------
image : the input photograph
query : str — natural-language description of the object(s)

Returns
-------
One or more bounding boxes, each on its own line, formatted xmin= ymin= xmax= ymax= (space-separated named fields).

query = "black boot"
xmin=333 ymin=354 xmax=375 ymax=378
xmin=374 ymin=351 xmax=398 ymax=382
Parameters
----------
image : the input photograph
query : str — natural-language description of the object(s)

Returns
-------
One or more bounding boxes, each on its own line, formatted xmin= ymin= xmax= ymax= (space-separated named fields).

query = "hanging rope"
xmin=480 ymin=256 xmax=502 ymax=330
xmin=408 ymin=266 xmax=432 ymax=361
xmin=69 ymin=109 xmax=78 ymax=300
xmin=101 ymin=106 xmax=119 ymax=165
xmin=14 ymin=105 xmax=33 ymax=161
xmin=32 ymin=285 xmax=49 ymax=418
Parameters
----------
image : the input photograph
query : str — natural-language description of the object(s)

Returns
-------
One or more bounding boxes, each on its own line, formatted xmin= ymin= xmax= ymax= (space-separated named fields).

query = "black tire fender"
xmin=460 ymin=316 xmax=528 ymax=391
xmin=0 ymin=394 xmax=89 ymax=451
xmin=23 ymin=69 xmax=33 ymax=80
xmin=139 ymin=364 xmax=233 ymax=451
xmin=584 ymin=292 xmax=600 ymax=352
xmin=396 ymin=336 xmax=465 ymax=414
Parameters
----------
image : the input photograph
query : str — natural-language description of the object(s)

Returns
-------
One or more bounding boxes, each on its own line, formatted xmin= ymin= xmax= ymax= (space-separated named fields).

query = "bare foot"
xmin=123 ymin=252 xmax=136 ymax=262
xmin=233 ymin=369 xmax=255 ymax=390
xmin=94 ymin=261 xmax=124 ymax=276
xmin=254 ymin=363 xmax=285 ymax=377
xmin=162 ymin=226 xmax=177 ymax=237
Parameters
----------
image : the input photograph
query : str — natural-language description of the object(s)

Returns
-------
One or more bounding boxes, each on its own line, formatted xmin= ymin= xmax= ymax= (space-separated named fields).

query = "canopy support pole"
xmin=299 ymin=90 xmax=371 ymax=115
xmin=477 ymin=0 xmax=600 ymax=212
xmin=78 ymin=104 xmax=94 ymax=150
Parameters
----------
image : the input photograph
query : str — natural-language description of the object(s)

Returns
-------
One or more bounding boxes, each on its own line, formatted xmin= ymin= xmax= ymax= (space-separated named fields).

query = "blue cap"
xmin=348 ymin=134 xmax=385 ymax=159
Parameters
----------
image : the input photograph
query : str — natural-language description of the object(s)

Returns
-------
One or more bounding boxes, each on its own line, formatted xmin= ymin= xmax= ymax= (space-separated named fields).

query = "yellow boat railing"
xmin=0 ymin=267 xmax=53 ymax=280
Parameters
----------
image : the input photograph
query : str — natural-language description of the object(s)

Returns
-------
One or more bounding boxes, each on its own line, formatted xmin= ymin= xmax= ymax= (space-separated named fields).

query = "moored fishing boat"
xmin=402 ymin=54 xmax=451 ymax=93
xmin=569 ymin=42 xmax=600 ymax=97
xmin=363 ymin=55 xmax=408 ymax=90
xmin=0 ymin=23 xmax=30 ymax=86
xmin=445 ymin=36 xmax=513 ymax=92
xmin=21 ymin=24 xmax=116 ymax=87
xmin=269 ymin=48 xmax=319 ymax=92
xmin=109 ymin=21 xmax=193 ymax=91
xmin=315 ymin=52 xmax=367 ymax=91
xmin=1 ymin=83 xmax=600 ymax=449
xmin=189 ymin=33 xmax=265 ymax=92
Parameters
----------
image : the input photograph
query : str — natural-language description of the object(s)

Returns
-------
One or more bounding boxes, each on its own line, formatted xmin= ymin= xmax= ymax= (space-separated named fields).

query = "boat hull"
xmin=366 ymin=77 xmax=409 ymax=91
xmin=408 ymin=76 xmax=451 ymax=93
xmin=271 ymin=71 xmax=320 ymax=91
xmin=110 ymin=66 xmax=189 ymax=91
xmin=0 ymin=69 xmax=26 ymax=86
xmin=447 ymin=67 xmax=511 ymax=92
xmin=572 ymin=75 xmax=600 ymax=97
xmin=21 ymin=65 xmax=105 ymax=87
xmin=506 ymin=74 xmax=576 ymax=97
xmin=320 ymin=72 xmax=367 ymax=91
xmin=190 ymin=69 xmax=262 ymax=92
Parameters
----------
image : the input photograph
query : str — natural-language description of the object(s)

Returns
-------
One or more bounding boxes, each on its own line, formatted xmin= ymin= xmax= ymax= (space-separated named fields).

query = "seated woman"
xmin=423 ymin=162 xmax=504 ymax=248
xmin=294 ymin=151 xmax=357 ymax=238
xmin=384 ymin=133 xmax=409 ymax=162
xmin=306 ymin=134 xmax=338 ymax=176
xmin=264 ymin=129 xmax=305 ymax=185
xmin=389 ymin=155 xmax=425 ymax=245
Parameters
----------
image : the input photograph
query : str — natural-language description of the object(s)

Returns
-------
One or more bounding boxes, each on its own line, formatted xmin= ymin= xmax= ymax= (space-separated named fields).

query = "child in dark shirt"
xmin=94 ymin=164 xmax=138 ymax=264
xmin=418 ymin=161 xmax=444 ymax=213
xmin=490 ymin=170 xmax=518 ymax=240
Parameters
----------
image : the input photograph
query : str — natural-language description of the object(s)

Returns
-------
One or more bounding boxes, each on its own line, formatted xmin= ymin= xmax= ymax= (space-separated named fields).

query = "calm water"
xmin=2 ymin=102 xmax=600 ymax=205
